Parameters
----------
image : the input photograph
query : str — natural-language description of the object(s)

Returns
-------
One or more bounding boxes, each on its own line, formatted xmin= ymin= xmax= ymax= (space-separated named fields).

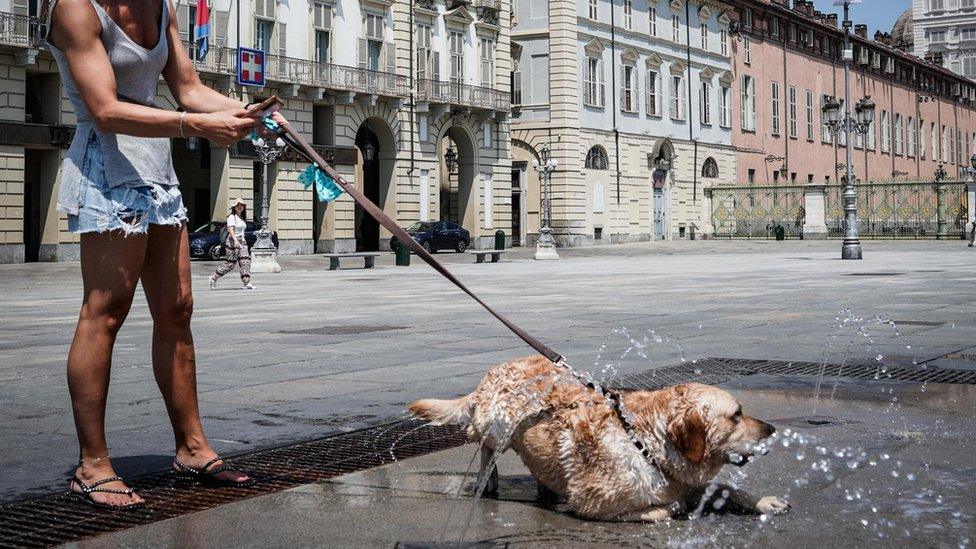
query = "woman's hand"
xmin=187 ymin=110 xmax=257 ymax=147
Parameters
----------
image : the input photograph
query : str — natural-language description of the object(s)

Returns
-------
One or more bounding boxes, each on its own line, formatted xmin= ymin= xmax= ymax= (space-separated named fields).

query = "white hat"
xmin=230 ymin=197 xmax=246 ymax=207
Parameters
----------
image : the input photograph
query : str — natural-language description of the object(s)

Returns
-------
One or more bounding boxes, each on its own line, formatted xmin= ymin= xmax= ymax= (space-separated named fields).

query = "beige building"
xmin=0 ymin=0 xmax=512 ymax=263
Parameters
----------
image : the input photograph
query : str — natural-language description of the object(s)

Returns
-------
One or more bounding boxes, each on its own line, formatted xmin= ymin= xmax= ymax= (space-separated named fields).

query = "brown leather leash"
xmin=266 ymin=114 xmax=565 ymax=367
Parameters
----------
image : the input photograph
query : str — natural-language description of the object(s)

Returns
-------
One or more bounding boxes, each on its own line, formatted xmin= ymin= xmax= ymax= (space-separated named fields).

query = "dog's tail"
xmin=407 ymin=394 xmax=473 ymax=426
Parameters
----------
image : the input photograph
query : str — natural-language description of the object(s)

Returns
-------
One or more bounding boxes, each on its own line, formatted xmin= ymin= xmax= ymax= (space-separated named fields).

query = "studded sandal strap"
xmin=173 ymin=455 xmax=224 ymax=474
xmin=200 ymin=456 xmax=224 ymax=473
xmin=88 ymin=486 xmax=134 ymax=496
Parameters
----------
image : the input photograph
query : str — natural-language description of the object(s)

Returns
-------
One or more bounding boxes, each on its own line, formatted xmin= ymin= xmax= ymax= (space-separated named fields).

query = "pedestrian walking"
xmin=209 ymin=198 xmax=255 ymax=290
xmin=43 ymin=0 xmax=256 ymax=509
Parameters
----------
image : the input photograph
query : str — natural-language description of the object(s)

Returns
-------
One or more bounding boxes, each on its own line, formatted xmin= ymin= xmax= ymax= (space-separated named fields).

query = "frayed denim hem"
xmin=68 ymin=182 xmax=188 ymax=236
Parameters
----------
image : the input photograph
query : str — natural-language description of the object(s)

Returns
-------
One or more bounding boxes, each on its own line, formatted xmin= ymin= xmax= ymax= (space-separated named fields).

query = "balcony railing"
xmin=471 ymin=0 xmax=502 ymax=10
xmin=0 ymin=12 xmax=38 ymax=48
xmin=417 ymin=79 xmax=511 ymax=111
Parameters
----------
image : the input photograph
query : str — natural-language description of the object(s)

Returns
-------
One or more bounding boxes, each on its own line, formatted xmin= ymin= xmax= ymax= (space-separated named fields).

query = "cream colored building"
xmin=511 ymin=0 xmax=735 ymax=245
xmin=0 ymin=0 xmax=512 ymax=263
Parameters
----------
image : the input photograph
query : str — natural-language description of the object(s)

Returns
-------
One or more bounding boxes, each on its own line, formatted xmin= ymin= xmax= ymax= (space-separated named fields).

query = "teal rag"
xmin=298 ymin=164 xmax=344 ymax=202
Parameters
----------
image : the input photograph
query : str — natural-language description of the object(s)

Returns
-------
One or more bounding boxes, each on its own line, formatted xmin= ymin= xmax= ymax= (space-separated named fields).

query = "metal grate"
xmin=3 ymin=357 xmax=975 ymax=547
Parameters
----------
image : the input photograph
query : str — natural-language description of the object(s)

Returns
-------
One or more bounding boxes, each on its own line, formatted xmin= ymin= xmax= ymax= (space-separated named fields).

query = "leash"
xmin=261 ymin=109 xmax=655 ymax=466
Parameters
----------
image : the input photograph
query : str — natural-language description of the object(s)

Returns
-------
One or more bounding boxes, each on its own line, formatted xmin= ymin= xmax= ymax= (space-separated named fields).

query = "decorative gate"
xmin=824 ymin=181 xmax=968 ymax=239
xmin=710 ymin=185 xmax=806 ymax=239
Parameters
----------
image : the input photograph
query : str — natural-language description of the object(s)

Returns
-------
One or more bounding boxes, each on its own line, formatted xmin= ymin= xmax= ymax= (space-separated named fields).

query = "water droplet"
xmin=906 ymin=473 xmax=916 ymax=481
xmin=760 ymin=514 xmax=769 ymax=523
xmin=891 ymin=470 xmax=900 ymax=478
xmin=861 ymin=519 xmax=869 ymax=526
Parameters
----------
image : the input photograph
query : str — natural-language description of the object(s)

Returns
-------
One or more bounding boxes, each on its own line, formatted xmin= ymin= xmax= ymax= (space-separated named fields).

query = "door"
xmin=431 ymin=221 xmax=449 ymax=249
xmin=511 ymin=170 xmax=522 ymax=247
xmin=653 ymin=187 xmax=665 ymax=240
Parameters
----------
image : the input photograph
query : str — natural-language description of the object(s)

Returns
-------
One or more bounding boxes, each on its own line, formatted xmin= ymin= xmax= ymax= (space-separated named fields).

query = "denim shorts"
xmin=67 ymin=133 xmax=187 ymax=235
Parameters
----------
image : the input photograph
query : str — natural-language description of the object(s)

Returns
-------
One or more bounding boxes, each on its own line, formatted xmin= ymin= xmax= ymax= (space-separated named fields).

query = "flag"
xmin=194 ymin=0 xmax=210 ymax=61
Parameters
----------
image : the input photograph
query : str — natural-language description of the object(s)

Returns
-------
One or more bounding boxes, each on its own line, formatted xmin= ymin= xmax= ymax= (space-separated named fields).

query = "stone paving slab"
xmin=75 ymin=375 xmax=976 ymax=548
xmin=1 ymin=240 xmax=975 ymax=502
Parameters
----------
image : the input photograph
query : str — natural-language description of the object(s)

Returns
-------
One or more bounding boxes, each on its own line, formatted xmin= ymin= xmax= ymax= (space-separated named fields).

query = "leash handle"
xmin=271 ymin=117 xmax=565 ymax=366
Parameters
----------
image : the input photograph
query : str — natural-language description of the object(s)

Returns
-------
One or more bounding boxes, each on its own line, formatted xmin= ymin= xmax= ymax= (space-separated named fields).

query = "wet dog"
xmin=408 ymin=355 xmax=789 ymax=522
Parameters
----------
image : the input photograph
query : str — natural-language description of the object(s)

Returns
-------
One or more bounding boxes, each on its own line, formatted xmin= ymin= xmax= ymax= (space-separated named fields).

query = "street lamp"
xmin=532 ymin=144 xmax=559 ymax=260
xmin=821 ymin=25 xmax=876 ymax=262
xmin=250 ymin=134 xmax=286 ymax=273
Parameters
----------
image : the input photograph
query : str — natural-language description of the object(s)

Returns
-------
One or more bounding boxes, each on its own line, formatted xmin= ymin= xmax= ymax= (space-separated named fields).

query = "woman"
xmin=209 ymin=198 xmax=254 ymax=290
xmin=44 ymin=0 xmax=258 ymax=508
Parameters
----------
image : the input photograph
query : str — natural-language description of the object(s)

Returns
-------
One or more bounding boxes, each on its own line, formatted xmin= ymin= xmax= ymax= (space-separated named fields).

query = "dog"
xmin=408 ymin=355 xmax=790 ymax=522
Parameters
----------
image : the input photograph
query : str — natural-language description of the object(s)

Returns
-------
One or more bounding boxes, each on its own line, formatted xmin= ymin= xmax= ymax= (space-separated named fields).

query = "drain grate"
xmin=276 ymin=325 xmax=407 ymax=335
xmin=3 ymin=357 xmax=975 ymax=547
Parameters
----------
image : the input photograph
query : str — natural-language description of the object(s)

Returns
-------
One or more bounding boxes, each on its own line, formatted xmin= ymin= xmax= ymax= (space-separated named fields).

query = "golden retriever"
xmin=408 ymin=355 xmax=789 ymax=522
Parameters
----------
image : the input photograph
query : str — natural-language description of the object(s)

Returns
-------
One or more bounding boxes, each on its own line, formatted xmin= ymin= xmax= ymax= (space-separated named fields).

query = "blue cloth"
xmin=298 ymin=164 xmax=344 ymax=202
xmin=67 ymin=132 xmax=187 ymax=235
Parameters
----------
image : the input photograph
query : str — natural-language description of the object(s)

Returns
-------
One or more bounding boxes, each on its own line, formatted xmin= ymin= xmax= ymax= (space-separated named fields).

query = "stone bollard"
xmin=801 ymin=183 xmax=828 ymax=240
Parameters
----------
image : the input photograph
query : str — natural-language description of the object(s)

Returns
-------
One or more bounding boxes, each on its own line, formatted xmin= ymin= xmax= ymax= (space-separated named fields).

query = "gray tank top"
xmin=46 ymin=0 xmax=179 ymax=214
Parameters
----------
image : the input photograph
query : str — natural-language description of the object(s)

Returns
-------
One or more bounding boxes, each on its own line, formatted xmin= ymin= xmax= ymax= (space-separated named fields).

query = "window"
xmin=621 ymin=65 xmax=638 ymax=113
xmin=585 ymin=146 xmax=609 ymax=170
xmin=854 ymin=122 xmax=863 ymax=149
xmin=894 ymin=114 xmax=903 ymax=155
xmin=932 ymin=122 xmax=938 ymax=160
xmin=313 ymin=1 xmax=332 ymax=63
xmin=361 ymin=12 xmax=385 ymax=72
xmin=805 ymin=90 xmax=814 ymax=141
xmin=480 ymin=37 xmax=495 ymax=87
xmin=700 ymin=81 xmax=712 ymax=125
xmin=720 ymin=29 xmax=728 ymax=56
xmin=719 ymin=85 xmax=731 ymax=128
xmin=743 ymin=8 xmax=753 ymax=28
xmin=788 ymin=86 xmax=797 ymax=139
xmin=929 ymin=30 xmax=947 ymax=44
xmin=416 ymin=24 xmax=432 ymax=79
xmin=740 ymin=75 xmax=755 ymax=131
xmin=907 ymin=117 xmax=916 ymax=157
xmin=672 ymin=14 xmax=681 ymax=43
xmin=646 ymin=70 xmax=661 ymax=116
xmin=771 ymin=18 xmax=780 ymax=38
xmin=770 ymin=82 xmax=780 ymax=136
xmin=700 ymin=22 xmax=708 ymax=50
xmin=588 ymin=0 xmax=598 ymax=20
xmin=254 ymin=18 xmax=274 ymax=52
xmin=961 ymin=27 xmax=976 ymax=40
xmin=512 ymin=70 xmax=522 ymax=105
xmin=789 ymin=24 xmax=797 ymax=43
xmin=584 ymin=57 xmax=605 ymax=107
xmin=920 ymin=118 xmax=926 ymax=159
xmin=964 ymin=58 xmax=976 ymax=78
xmin=867 ymin=117 xmax=876 ymax=150
xmin=956 ymin=127 xmax=963 ymax=165
xmin=701 ymin=157 xmax=718 ymax=178
xmin=964 ymin=0 xmax=976 ymax=8
xmin=449 ymin=30 xmax=463 ymax=84
xmin=649 ymin=7 xmax=657 ymax=36
xmin=743 ymin=37 xmax=751 ymax=64
xmin=483 ymin=121 xmax=493 ymax=149
xmin=670 ymin=75 xmax=685 ymax=120
xmin=623 ymin=0 xmax=633 ymax=29
xmin=820 ymin=95 xmax=832 ymax=144
xmin=419 ymin=114 xmax=429 ymax=142
xmin=881 ymin=111 xmax=891 ymax=153
xmin=929 ymin=0 xmax=944 ymax=11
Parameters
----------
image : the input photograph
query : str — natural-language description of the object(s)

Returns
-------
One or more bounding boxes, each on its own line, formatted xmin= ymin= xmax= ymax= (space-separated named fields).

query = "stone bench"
xmin=322 ymin=252 xmax=382 ymax=270
xmin=468 ymin=250 xmax=506 ymax=263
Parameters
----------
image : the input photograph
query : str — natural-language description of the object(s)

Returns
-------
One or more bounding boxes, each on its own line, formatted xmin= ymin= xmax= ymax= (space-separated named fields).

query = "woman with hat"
xmin=209 ymin=198 xmax=255 ymax=290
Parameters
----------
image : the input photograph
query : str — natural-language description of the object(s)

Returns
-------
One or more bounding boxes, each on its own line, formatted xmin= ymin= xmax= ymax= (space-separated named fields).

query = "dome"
xmin=891 ymin=8 xmax=914 ymax=50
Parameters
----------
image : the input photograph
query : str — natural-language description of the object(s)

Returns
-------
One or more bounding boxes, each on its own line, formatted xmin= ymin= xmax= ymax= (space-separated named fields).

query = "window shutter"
xmin=749 ymin=77 xmax=756 ymax=129
xmin=741 ymin=78 xmax=748 ymax=129
xmin=645 ymin=71 xmax=653 ymax=115
xmin=619 ymin=66 xmax=626 ymax=110
xmin=314 ymin=3 xmax=333 ymax=30
xmin=432 ymin=51 xmax=441 ymax=81
xmin=215 ymin=10 xmax=229 ymax=45
xmin=178 ymin=3 xmax=189 ymax=41
xmin=655 ymin=72 xmax=662 ymax=115
xmin=513 ymin=70 xmax=522 ymax=104
xmin=385 ymin=42 xmax=396 ymax=73
xmin=482 ymin=59 xmax=491 ymax=87
xmin=598 ymin=60 xmax=605 ymax=107
xmin=417 ymin=48 xmax=428 ymax=80
xmin=12 ymin=0 xmax=28 ymax=15
xmin=277 ymin=22 xmax=287 ymax=57
xmin=358 ymin=38 xmax=368 ymax=69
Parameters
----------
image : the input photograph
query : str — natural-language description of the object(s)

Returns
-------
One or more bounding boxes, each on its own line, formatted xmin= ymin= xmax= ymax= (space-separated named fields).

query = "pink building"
xmin=728 ymin=0 xmax=976 ymax=185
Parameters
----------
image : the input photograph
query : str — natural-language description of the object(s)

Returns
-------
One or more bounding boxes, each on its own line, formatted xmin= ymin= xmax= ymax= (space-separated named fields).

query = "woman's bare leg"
xmin=67 ymin=230 xmax=148 ymax=506
xmin=140 ymin=224 xmax=248 ymax=482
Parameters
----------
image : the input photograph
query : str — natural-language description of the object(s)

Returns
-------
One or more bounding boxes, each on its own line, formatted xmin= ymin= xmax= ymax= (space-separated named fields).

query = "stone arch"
xmin=511 ymin=139 xmax=541 ymax=247
xmin=436 ymin=121 xmax=479 ymax=235
xmin=353 ymin=115 xmax=397 ymax=251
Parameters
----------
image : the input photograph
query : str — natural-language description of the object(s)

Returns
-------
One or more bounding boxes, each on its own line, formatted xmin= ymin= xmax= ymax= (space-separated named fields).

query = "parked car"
xmin=390 ymin=220 xmax=470 ymax=253
xmin=188 ymin=221 xmax=279 ymax=260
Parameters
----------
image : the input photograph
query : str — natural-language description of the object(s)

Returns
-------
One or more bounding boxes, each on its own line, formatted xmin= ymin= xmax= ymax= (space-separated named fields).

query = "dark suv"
xmin=188 ymin=221 xmax=279 ymax=260
xmin=390 ymin=220 xmax=470 ymax=253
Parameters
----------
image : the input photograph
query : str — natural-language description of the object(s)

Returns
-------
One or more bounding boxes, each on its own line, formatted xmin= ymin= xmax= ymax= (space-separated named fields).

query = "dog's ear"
xmin=668 ymin=409 xmax=708 ymax=464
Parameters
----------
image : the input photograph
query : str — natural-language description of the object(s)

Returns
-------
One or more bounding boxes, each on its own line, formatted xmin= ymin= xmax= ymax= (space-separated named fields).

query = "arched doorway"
xmin=354 ymin=117 xmax=396 ymax=251
xmin=439 ymin=125 xmax=477 ymax=235
xmin=510 ymin=139 xmax=541 ymax=247
xmin=651 ymin=139 xmax=675 ymax=241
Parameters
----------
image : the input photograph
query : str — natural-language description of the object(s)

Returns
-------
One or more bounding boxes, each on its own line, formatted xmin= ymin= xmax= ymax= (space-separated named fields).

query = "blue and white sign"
xmin=237 ymin=47 xmax=266 ymax=87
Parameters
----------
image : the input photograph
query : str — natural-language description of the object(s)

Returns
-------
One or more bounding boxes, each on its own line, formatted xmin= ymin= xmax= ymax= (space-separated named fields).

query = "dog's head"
xmin=660 ymin=383 xmax=775 ymax=470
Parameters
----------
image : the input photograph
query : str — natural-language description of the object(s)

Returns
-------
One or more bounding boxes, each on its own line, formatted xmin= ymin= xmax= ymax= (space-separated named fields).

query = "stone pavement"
xmin=2 ymin=240 xmax=975 ymax=505
xmin=74 ymin=374 xmax=976 ymax=548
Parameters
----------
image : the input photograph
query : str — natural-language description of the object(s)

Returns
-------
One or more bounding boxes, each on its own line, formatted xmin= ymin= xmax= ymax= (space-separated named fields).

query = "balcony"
xmin=0 ymin=12 xmax=37 ymax=48
xmin=183 ymin=41 xmax=410 ymax=100
xmin=471 ymin=0 xmax=501 ymax=10
xmin=417 ymin=79 xmax=511 ymax=112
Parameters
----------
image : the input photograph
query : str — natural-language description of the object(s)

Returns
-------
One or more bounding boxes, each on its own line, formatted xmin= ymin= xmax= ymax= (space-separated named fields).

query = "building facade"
xmin=912 ymin=0 xmax=976 ymax=81
xmin=731 ymin=0 xmax=976 ymax=186
xmin=511 ymin=0 xmax=735 ymax=245
xmin=0 ymin=0 xmax=512 ymax=263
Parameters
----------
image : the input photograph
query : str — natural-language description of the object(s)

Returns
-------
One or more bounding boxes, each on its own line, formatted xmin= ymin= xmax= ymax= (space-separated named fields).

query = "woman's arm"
xmin=161 ymin=0 xmax=244 ymax=114
xmin=227 ymin=224 xmax=239 ymax=246
xmin=48 ymin=0 xmax=254 ymax=145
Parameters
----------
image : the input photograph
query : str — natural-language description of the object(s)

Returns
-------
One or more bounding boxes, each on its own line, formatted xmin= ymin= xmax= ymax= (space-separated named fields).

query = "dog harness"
xmin=263 ymin=111 xmax=660 ymax=469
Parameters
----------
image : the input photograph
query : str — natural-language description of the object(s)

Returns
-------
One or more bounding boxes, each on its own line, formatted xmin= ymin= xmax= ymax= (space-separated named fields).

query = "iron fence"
xmin=0 ymin=11 xmax=38 ymax=48
xmin=710 ymin=185 xmax=807 ymax=239
xmin=417 ymin=79 xmax=511 ymax=111
xmin=824 ymin=180 xmax=969 ymax=239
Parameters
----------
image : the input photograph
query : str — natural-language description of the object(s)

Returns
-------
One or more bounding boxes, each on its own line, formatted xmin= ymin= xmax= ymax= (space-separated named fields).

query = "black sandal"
xmin=68 ymin=475 xmax=144 ymax=510
xmin=173 ymin=455 xmax=254 ymax=487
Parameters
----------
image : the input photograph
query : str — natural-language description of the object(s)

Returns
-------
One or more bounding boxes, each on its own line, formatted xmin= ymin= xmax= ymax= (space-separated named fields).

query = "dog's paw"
xmin=756 ymin=496 xmax=790 ymax=515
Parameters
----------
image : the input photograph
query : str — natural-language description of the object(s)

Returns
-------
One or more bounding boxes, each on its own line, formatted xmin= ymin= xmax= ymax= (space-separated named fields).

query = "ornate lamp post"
xmin=250 ymin=134 xmax=286 ymax=273
xmin=532 ymin=144 xmax=559 ymax=260
xmin=822 ymin=86 xmax=875 ymax=259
